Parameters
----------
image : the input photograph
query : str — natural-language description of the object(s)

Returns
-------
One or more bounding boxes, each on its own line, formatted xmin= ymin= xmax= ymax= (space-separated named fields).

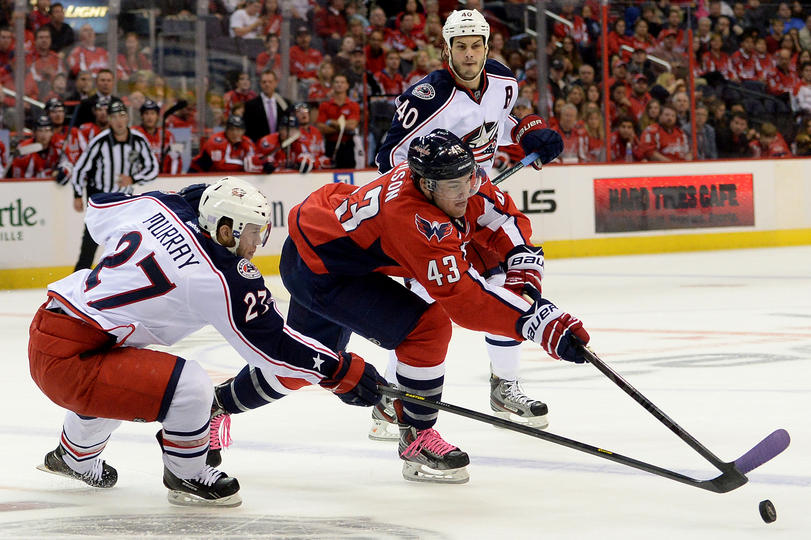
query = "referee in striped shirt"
xmin=71 ymin=98 xmax=159 ymax=270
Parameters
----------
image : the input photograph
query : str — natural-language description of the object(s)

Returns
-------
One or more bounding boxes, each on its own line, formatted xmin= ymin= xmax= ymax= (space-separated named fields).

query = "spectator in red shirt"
xmin=553 ymin=0 xmax=591 ymax=49
xmin=610 ymin=116 xmax=641 ymax=162
xmin=609 ymin=81 xmax=633 ymax=126
xmin=629 ymin=18 xmax=655 ymax=53
xmin=66 ymin=24 xmax=109 ymax=76
xmin=750 ymin=121 xmax=792 ymax=158
xmin=307 ymin=62 xmax=334 ymax=103
xmin=396 ymin=0 xmax=426 ymax=33
xmin=387 ymin=12 xmax=423 ymax=63
xmin=628 ymin=73 xmax=651 ymax=121
xmin=365 ymin=30 xmax=387 ymax=75
xmin=224 ymin=71 xmax=257 ymax=119
xmin=552 ymin=103 xmax=586 ymax=163
xmin=256 ymin=33 xmax=281 ymax=74
xmin=607 ymin=18 xmax=632 ymax=60
xmin=581 ymin=108 xmax=604 ymax=162
xmin=27 ymin=27 xmax=63 ymax=87
xmin=366 ymin=6 xmax=394 ymax=42
xmin=290 ymin=27 xmax=323 ymax=82
xmin=701 ymin=33 xmax=737 ymax=80
xmin=116 ymin=33 xmax=152 ymax=81
xmin=374 ymin=51 xmax=405 ymax=100
xmin=261 ymin=0 xmax=282 ymax=35
xmin=768 ymin=48 xmax=798 ymax=97
xmin=638 ymin=103 xmax=690 ymax=161
xmin=28 ymin=0 xmax=51 ymax=32
xmin=0 ymin=27 xmax=15 ymax=72
xmin=316 ymin=73 xmax=360 ymax=169
xmin=730 ymin=31 xmax=759 ymax=82
xmin=315 ymin=0 xmax=348 ymax=54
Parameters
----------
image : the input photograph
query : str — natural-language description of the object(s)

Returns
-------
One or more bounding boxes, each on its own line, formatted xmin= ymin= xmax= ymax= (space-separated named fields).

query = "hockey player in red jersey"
xmin=29 ymin=176 xmax=384 ymax=505
xmin=373 ymin=9 xmax=564 ymax=437
xmin=252 ymin=104 xmax=332 ymax=174
xmin=133 ymin=99 xmax=183 ymax=174
xmin=189 ymin=114 xmax=256 ymax=173
xmin=274 ymin=130 xmax=589 ymax=483
xmin=78 ymin=96 xmax=110 ymax=150
xmin=10 ymin=115 xmax=59 ymax=178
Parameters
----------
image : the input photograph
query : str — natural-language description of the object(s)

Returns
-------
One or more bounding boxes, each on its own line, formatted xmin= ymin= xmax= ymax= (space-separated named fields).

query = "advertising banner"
xmin=593 ymin=174 xmax=755 ymax=233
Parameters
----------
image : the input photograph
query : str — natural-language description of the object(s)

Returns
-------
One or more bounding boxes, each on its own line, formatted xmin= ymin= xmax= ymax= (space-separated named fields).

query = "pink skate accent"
xmin=209 ymin=414 xmax=232 ymax=451
xmin=400 ymin=428 xmax=457 ymax=458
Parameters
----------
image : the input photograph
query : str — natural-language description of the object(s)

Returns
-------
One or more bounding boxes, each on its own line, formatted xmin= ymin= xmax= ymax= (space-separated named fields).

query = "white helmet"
xmin=442 ymin=9 xmax=490 ymax=51
xmin=198 ymin=176 xmax=271 ymax=255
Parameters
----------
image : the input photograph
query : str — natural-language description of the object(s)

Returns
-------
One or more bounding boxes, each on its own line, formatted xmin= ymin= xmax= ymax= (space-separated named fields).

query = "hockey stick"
xmin=378 ymin=386 xmax=789 ymax=493
xmin=579 ymin=345 xmax=790 ymax=481
xmin=1 ymin=87 xmax=45 ymax=108
xmin=3 ymin=142 xmax=44 ymax=178
xmin=331 ymin=115 xmax=346 ymax=163
xmin=492 ymin=151 xmax=540 ymax=186
xmin=281 ymin=129 xmax=301 ymax=149
xmin=159 ymin=99 xmax=188 ymax=168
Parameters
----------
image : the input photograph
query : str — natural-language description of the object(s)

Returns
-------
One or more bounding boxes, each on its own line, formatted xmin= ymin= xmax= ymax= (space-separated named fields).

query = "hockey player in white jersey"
xmin=372 ymin=9 xmax=564 ymax=438
xmin=29 ymin=176 xmax=384 ymax=506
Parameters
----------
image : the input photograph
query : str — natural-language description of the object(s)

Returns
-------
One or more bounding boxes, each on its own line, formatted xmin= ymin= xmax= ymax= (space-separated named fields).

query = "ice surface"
xmin=1 ymin=246 xmax=809 ymax=539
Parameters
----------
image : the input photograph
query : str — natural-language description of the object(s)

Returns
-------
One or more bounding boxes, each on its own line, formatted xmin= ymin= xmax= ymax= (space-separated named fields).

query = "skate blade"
xmin=401 ymin=461 xmax=469 ymax=484
xmin=492 ymin=410 xmax=549 ymax=430
xmin=36 ymin=463 xmax=110 ymax=488
xmin=167 ymin=489 xmax=242 ymax=508
xmin=368 ymin=419 xmax=399 ymax=441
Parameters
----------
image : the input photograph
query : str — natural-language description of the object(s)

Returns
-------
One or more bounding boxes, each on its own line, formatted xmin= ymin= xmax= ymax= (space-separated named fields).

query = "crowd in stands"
xmin=1 ymin=0 xmax=811 ymax=179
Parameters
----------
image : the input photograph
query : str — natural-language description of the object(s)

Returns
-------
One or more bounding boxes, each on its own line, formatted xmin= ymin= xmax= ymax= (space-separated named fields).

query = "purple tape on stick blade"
xmin=733 ymin=429 xmax=790 ymax=474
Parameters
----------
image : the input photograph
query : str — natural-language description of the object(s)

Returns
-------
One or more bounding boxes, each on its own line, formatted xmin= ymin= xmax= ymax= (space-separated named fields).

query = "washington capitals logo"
xmin=415 ymin=214 xmax=453 ymax=243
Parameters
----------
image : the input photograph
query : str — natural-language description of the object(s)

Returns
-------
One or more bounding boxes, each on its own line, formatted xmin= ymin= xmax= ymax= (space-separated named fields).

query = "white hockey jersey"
xmin=376 ymin=59 xmax=519 ymax=175
xmin=47 ymin=190 xmax=340 ymax=385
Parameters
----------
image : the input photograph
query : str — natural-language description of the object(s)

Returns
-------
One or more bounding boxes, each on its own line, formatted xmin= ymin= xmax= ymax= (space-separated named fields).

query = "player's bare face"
xmin=236 ymin=223 xmax=265 ymax=260
xmin=429 ymin=172 xmax=476 ymax=218
xmin=141 ymin=110 xmax=158 ymax=130
xmin=450 ymin=36 xmax=486 ymax=87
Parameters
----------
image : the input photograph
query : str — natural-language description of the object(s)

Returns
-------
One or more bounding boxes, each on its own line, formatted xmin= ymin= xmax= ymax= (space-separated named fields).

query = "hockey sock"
xmin=396 ymin=365 xmax=444 ymax=430
xmin=384 ymin=350 xmax=399 ymax=385
xmin=486 ymin=334 xmax=521 ymax=380
xmin=218 ymin=365 xmax=289 ymax=413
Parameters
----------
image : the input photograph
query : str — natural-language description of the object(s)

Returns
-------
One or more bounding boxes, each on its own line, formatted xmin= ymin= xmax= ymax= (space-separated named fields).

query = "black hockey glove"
xmin=319 ymin=352 xmax=385 ymax=407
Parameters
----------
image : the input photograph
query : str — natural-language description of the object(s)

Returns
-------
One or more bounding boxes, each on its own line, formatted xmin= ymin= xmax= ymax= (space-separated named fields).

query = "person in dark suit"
xmin=72 ymin=68 xmax=117 ymax=128
xmin=244 ymin=69 xmax=289 ymax=143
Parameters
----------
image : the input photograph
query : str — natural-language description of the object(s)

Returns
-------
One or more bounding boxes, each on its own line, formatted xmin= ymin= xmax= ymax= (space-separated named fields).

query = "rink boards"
xmin=1 ymin=158 xmax=810 ymax=289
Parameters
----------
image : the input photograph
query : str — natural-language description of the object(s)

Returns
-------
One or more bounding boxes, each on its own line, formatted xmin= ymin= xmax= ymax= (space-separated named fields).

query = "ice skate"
xmin=163 ymin=465 xmax=241 ymax=507
xmin=368 ymin=392 xmax=399 ymax=441
xmin=206 ymin=381 xmax=232 ymax=467
xmin=37 ymin=445 xmax=118 ymax=488
xmin=399 ymin=425 xmax=470 ymax=484
xmin=490 ymin=375 xmax=549 ymax=429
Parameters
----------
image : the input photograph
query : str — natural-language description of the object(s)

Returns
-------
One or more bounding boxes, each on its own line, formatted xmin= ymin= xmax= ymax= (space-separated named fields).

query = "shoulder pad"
xmin=484 ymin=59 xmax=516 ymax=81
xmin=403 ymin=69 xmax=454 ymax=103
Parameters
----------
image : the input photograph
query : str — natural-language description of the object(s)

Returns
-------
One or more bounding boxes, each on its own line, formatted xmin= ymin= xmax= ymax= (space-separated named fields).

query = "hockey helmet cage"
xmin=408 ymin=129 xmax=478 ymax=193
xmin=442 ymin=9 xmax=490 ymax=50
xmin=198 ymin=176 xmax=271 ymax=255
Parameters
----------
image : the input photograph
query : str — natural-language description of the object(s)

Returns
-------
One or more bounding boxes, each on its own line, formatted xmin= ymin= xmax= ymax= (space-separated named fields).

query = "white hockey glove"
xmin=504 ymin=245 xmax=544 ymax=298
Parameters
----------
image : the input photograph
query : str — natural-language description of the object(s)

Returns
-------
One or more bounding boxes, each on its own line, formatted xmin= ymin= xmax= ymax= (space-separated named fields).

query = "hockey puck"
xmin=759 ymin=500 xmax=777 ymax=523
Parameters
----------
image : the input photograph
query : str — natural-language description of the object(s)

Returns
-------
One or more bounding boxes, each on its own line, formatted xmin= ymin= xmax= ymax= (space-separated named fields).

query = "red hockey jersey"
xmin=288 ymin=163 xmax=533 ymax=341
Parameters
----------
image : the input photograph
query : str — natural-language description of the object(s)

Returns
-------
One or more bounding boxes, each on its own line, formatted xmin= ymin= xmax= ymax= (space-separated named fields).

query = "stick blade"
xmin=733 ymin=429 xmax=790 ymax=474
